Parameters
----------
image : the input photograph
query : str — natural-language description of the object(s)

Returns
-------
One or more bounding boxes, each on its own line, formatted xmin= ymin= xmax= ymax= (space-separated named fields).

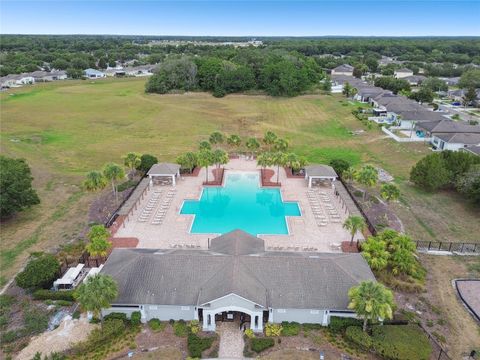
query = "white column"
xmin=172 ymin=174 xmax=176 ymax=186
xmin=202 ymin=311 xmax=209 ymax=331
xmin=194 ymin=308 xmax=198 ymax=320
xmin=308 ymin=176 xmax=312 ymax=188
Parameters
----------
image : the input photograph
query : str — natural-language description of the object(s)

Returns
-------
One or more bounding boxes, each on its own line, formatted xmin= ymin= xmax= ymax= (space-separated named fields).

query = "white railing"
xmin=381 ymin=126 xmax=431 ymax=143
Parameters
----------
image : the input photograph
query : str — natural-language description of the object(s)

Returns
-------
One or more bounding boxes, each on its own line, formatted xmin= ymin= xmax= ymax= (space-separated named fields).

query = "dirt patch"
xmin=394 ymin=255 xmax=480 ymax=358
xmin=88 ymin=187 xmax=135 ymax=225
xmin=16 ymin=315 xmax=97 ymax=360
xmin=106 ymin=323 xmax=189 ymax=360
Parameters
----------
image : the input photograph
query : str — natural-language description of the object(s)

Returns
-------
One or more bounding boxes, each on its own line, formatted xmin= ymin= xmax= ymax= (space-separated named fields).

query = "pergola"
xmin=147 ymin=163 xmax=181 ymax=186
xmin=304 ymin=164 xmax=338 ymax=188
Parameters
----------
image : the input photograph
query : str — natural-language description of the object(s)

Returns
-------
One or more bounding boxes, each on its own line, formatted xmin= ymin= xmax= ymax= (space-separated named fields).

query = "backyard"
xmin=1 ymin=77 xmax=479 ymax=285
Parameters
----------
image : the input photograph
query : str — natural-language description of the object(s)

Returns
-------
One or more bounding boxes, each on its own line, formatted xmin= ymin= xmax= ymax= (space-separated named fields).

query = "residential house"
xmin=331 ymin=64 xmax=354 ymax=77
xmin=394 ymin=68 xmax=414 ymax=79
xmin=403 ymin=75 xmax=426 ymax=86
xmin=124 ymin=65 xmax=156 ymax=77
xmin=100 ymin=230 xmax=375 ymax=332
xmin=461 ymin=145 xmax=480 ymax=156
xmin=448 ymin=88 xmax=480 ymax=104
xmin=84 ymin=68 xmax=106 ymax=79
xmin=330 ymin=75 xmax=365 ymax=94
xmin=439 ymin=77 xmax=460 ymax=87
xmin=416 ymin=120 xmax=480 ymax=151
xmin=31 ymin=70 xmax=67 ymax=82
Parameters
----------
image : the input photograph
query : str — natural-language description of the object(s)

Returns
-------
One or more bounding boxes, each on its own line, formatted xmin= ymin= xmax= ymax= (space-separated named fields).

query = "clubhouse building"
xmin=101 ymin=230 xmax=375 ymax=332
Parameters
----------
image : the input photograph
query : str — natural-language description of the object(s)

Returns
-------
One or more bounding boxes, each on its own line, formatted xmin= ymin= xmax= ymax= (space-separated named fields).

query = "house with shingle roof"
xmin=416 ymin=120 xmax=480 ymax=151
xmin=394 ymin=68 xmax=414 ymax=79
xmin=100 ymin=230 xmax=375 ymax=332
xmin=331 ymin=64 xmax=354 ymax=77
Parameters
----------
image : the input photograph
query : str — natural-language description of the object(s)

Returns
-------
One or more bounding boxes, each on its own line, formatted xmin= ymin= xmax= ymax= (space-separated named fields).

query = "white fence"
xmin=381 ymin=126 xmax=431 ymax=143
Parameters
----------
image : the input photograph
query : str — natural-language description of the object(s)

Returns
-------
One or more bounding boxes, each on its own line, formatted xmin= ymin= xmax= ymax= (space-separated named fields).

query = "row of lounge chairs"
xmin=307 ymin=189 xmax=342 ymax=226
xmin=170 ymin=244 xmax=201 ymax=249
xmin=137 ymin=190 xmax=163 ymax=222
xmin=266 ymin=246 xmax=318 ymax=252
xmin=152 ymin=188 xmax=177 ymax=225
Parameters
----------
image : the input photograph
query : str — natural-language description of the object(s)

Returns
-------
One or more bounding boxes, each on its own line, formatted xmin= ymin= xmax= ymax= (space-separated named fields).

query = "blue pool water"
xmin=180 ymin=172 xmax=301 ymax=235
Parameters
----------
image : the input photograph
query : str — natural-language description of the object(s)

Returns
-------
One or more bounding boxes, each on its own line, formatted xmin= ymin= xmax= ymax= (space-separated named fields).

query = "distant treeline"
xmin=1 ymin=35 xmax=480 ymax=77
xmin=145 ymin=52 xmax=324 ymax=97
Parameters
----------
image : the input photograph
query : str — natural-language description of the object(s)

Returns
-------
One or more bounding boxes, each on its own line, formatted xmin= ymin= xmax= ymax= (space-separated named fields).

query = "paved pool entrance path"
xmin=217 ymin=322 xmax=245 ymax=359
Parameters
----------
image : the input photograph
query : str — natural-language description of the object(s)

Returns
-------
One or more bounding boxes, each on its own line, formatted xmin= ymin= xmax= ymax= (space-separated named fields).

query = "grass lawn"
xmin=1 ymin=77 xmax=479 ymax=284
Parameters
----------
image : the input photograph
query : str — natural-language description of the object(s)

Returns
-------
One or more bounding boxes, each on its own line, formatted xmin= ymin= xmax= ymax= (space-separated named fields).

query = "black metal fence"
xmin=105 ymin=176 xmax=145 ymax=227
xmin=337 ymin=178 xmax=377 ymax=236
xmin=417 ymin=323 xmax=452 ymax=360
xmin=415 ymin=241 xmax=479 ymax=254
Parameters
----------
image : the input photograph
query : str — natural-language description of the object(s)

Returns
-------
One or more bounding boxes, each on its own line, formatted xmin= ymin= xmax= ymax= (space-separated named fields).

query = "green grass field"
xmin=1 ymin=77 xmax=479 ymax=284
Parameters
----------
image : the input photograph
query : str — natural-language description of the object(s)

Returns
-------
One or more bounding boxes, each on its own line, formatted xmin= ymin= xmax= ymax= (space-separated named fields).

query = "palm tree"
xmin=85 ymin=225 xmax=112 ymax=257
xmin=342 ymin=167 xmax=356 ymax=183
xmin=176 ymin=152 xmax=198 ymax=174
xmin=226 ymin=134 xmax=242 ymax=154
xmin=122 ymin=152 xmax=141 ymax=177
xmin=355 ymin=165 xmax=378 ymax=201
xmin=75 ymin=274 xmax=118 ymax=328
xmin=212 ymin=149 xmax=229 ymax=170
xmin=83 ymin=171 xmax=107 ymax=192
xmin=199 ymin=140 xmax=211 ymax=151
xmin=245 ymin=137 xmax=260 ymax=158
xmin=348 ymin=280 xmax=395 ymax=332
xmin=342 ymin=82 xmax=352 ymax=97
xmin=272 ymin=152 xmax=286 ymax=184
xmin=273 ymin=138 xmax=289 ymax=152
xmin=256 ymin=152 xmax=272 ymax=169
xmin=263 ymin=131 xmax=277 ymax=151
xmin=284 ymin=153 xmax=306 ymax=174
xmin=197 ymin=149 xmax=214 ymax=183
xmin=380 ymin=183 xmax=400 ymax=202
xmin=102 ymin=163 xmax=125 ymax=204
xmin=361 ymin=237 xmax=390 ymax=271
xmin=209 ymin=131 xmax=225 ymax=148
xmin=343 ymin=215 xmax=367 ymax=246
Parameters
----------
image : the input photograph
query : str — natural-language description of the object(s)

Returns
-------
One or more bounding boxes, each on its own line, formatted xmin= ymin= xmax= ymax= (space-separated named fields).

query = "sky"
xmin=0 ymin=1 xmax=479 ymax=37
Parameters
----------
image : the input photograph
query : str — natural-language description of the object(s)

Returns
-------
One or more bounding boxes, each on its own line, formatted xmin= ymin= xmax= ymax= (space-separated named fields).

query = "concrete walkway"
xmin=217 ymin=322 xmax=245 ymax=359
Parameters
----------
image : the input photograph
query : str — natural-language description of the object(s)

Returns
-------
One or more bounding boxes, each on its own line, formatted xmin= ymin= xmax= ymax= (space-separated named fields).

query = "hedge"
xmin=328 ymin=316 xmax=362 ymax=333
xmin=130 ymin=311 xmax=141 ymax=325
xmin=345 ymin=326 xmax=372 ymax=350
xmin=251 ymin=338 xmax=275 ymax=353
xmin=187 ymin=333 xmax=215 ymax=358
xmin=32 ymin=289 xmax=75 ymax=301
xmin=281 ymin=322 xmax=300 ymax=336
xmin=148 ymin=318 xmax=166 ymax=332
xmin=104 ymin=312 xmax=128 ymax=323
xmin=173 ymin=320 xmax=189 ymax=337
xmin=371 ymin=325 xmax=432 ymax=360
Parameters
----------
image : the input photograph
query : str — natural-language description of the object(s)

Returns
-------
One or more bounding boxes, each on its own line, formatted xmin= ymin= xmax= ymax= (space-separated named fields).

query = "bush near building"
xmin=250 ymin=337 xmax=275 ymax=353
xmin=32 ymin=289 xmax=75 ymax=301
xmin=15 ymin=253 xmax=60 ymax=290
xmin=187 ymin=333 xmax=216 ymax=358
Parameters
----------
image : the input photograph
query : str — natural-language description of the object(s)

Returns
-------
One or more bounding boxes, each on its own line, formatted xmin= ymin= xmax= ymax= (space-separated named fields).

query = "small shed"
xmin=147 ymin=163 xmax=181 ymax=186
xmin=304 ymin=165 xmax=338 ymax=188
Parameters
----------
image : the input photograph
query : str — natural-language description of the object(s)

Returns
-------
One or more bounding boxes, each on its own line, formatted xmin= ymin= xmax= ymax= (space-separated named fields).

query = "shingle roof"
xmin=147 ymin=163 xmax=181 ymax=175
xmin=417 ymin=120 xmax=480 ymax=133
xmin=463 ymin=145 xmax=480 ymax=155
xmin=395 ymin=68 xmax=413 ymax=73
xmin=305 ymin=165 xmax=338 ymax=178
xmin=332 ymin=64 xmax=354 ymax=72
xmin=209 ymin=229 xmax=265 ymax=255
xmin=101 ymin=231 xmax=375 ymax=309
xmin=435 ymin=132 xmax=480 ymax=145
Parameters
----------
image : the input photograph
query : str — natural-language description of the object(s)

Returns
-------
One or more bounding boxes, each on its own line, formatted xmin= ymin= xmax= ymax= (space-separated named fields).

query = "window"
xmin=277 ymin=309 xmax=286 ymax=313
xmin=310 ymin=310 xmax=320 ymax=315
xmin=149 ymin=305 xmax=158 ymax=310
xmin=181 ymin=306 xmax=190 ymax=311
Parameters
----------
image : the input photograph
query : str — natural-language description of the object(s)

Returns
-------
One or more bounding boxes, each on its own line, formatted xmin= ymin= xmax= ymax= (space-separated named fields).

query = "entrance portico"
xmin=199 ymin=293 xmax=266 ymax=333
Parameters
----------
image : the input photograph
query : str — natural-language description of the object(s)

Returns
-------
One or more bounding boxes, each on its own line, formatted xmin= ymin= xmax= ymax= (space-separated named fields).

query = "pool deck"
xmin=113 ymin=158 xmax=363 ymax=253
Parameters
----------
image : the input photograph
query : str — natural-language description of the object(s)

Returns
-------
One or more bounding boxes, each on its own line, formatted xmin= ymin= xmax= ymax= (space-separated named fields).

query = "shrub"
xmin=33 ymin=289 xmax=75 ymax=301
xmin=188 ymin=319 xmax=200 ymax=334
xmin=0 ymin=295 xmax=14 ymax=314
xmin=148 ymin=318 xmax=166 ymax=332
xmin=23 ymin=308 xmax=49 ymax=335
xmin=345 ymin=326 xmax=372 ymax=350
xmin=251 ymin=338 xmax=274 ymax=353
xmin=173 ymin=320 xmax=189 ymax=337
xmin=265 ymin=322 xmax=283 ymax=337
xmin=130 ymin=311 xmax=141 ymax=326
xmin=187 ymin=333 xmax=215 ymax=358
xmin=104 ymin=312 xmax=128 ymax=323
xmin=117 ymin=180 xmax=136 ymax=192
xmin=15 ymin=253 xmax=60 ymax=290
xmin=136 ymin=154 xmax=158 ymax=173
xmin=302 ymin=323 xmax=323 ymax=331
xmin=328 ymin=317 xmax=362 ymax=334
xmin=244 ymin=328 xmax=255 ymax=339
xmin=0 ymin=330 xmax=19 ymax=344
xmin=330 ymin=159 xmax=351 ymax=176
xmin=55 ymin=300 xmax=73 ymax=307
xmin=371 ymin=325 xmax=432 ymax=360
xmin=103 ymin=319 xmax=125 ymax=338
xmin=281 ymin=322 xmax=300 ymax=336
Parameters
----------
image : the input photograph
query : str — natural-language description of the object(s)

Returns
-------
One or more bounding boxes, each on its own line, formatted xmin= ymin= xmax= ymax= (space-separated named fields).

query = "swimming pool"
xmin=180 ymin=172 xmax=301 ymax=235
